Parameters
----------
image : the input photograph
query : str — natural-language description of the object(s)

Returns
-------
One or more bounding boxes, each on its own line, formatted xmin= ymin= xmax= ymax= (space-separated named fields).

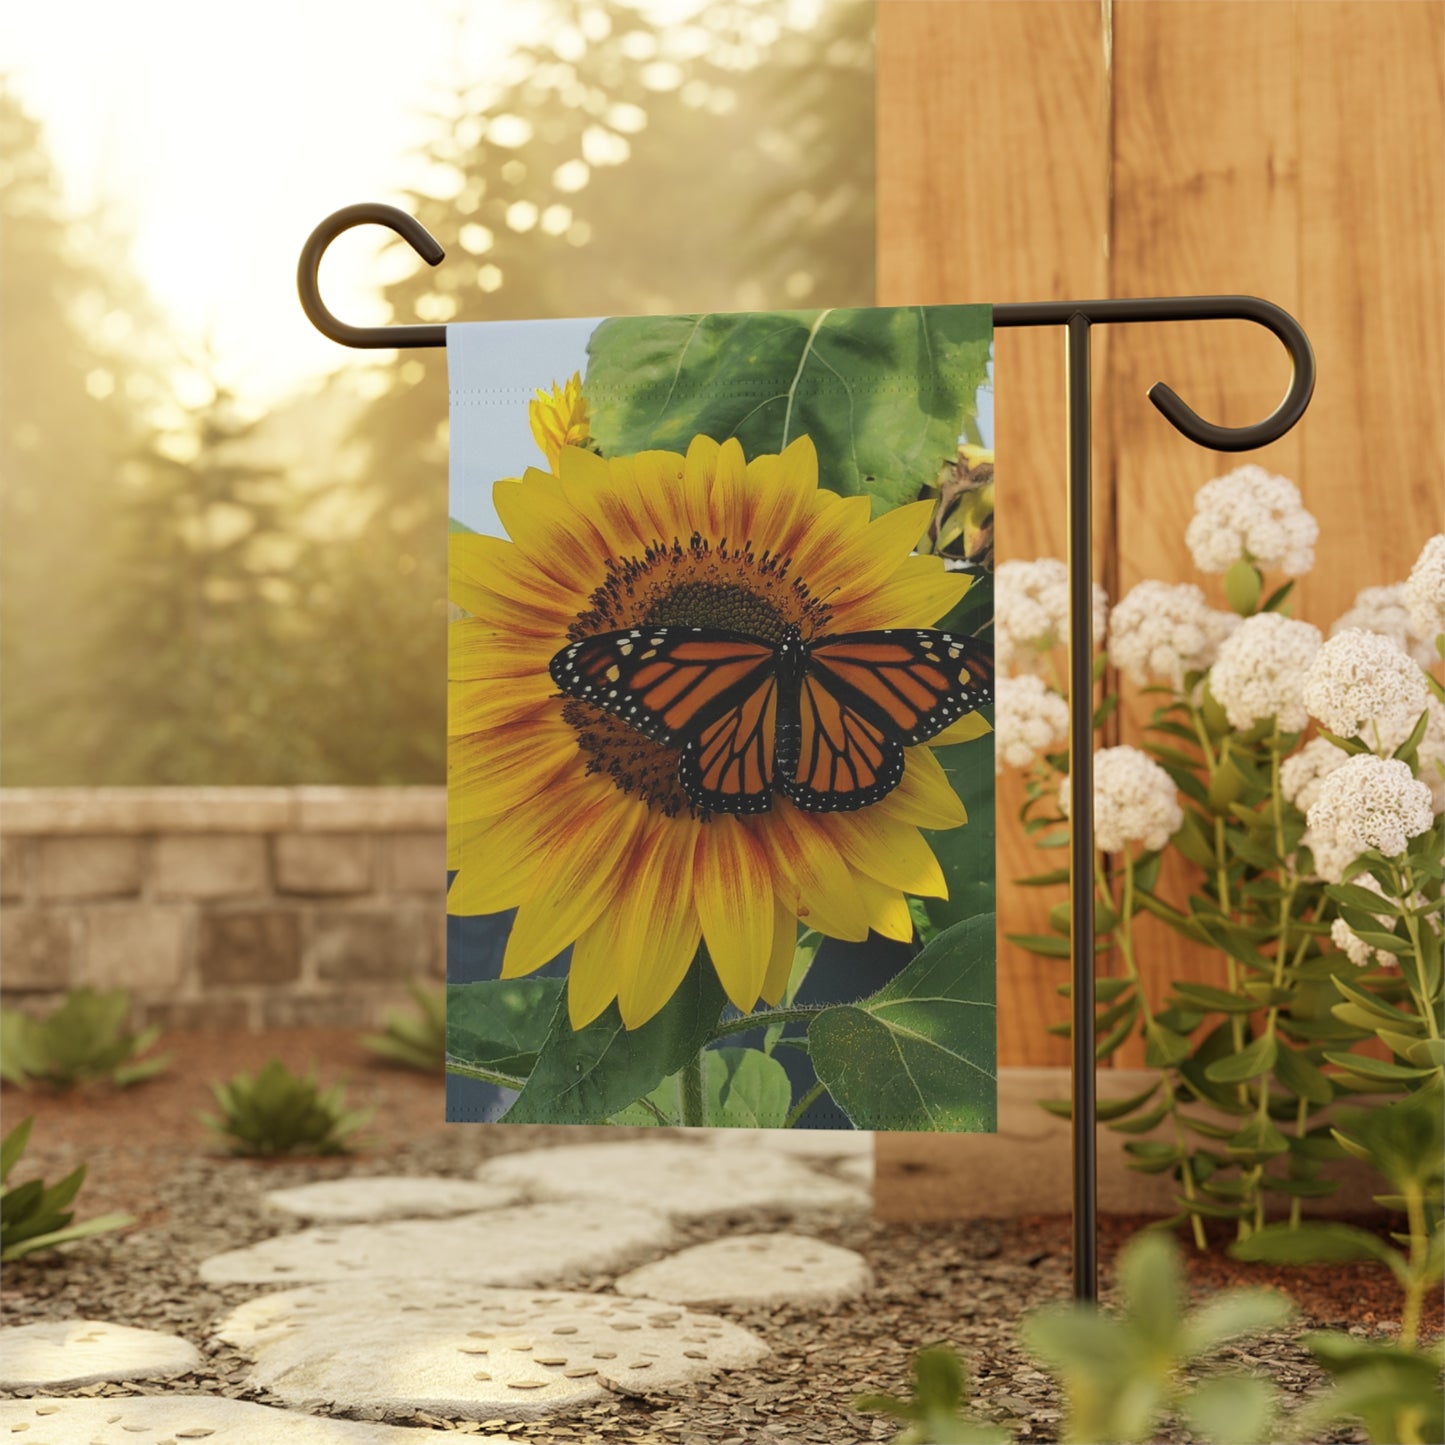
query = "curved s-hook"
xmin=992 ymin=295 xmax=1315 ymax=452
xmin=297 ymin=202 xmax=447 ymax=349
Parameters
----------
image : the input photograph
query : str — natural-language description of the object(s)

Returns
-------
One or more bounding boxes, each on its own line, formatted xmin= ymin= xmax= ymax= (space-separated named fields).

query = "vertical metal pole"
xmin=1066 ymin=313 xmax=1098 ymax=1303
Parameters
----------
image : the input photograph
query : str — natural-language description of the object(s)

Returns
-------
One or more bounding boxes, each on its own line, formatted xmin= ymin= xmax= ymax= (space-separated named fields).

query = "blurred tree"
xmin=0 ymin=85 xmax=166 ymax=782
xmin=91 ymin=368 xmax=327 ymax=783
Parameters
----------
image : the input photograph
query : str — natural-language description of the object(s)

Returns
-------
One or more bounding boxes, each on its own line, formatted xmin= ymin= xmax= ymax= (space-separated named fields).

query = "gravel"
xmin=0 ymin=1031 xmax=1412 ymax=1443
xmin=0 ymin=1131 xmax=1382 ymax=1443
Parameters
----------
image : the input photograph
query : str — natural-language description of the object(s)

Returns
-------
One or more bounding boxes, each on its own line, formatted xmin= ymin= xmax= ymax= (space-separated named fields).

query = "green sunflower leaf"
xmin=446 ymin=979 xmax=563 ymax=1080
xmin=502 ymin=952 xmax=728 ymax=1125
xmin=584 ymin=306 xmax=994 ymax=511
xmin=702 ymin=1047 xmax=793 ymax=1129
xmin=924 ymin=726 xmax=997 ymax=932
xmin=808 ymin=912 xmax=995 ymax=1131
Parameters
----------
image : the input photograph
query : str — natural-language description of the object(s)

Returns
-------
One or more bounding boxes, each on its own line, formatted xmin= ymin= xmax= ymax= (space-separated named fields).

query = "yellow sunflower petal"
xmin=502 ymin=793 xmax=651 ymax=978
xmin=931 ymin=711 xmax=994 ymax=747
xmin=831 ymin=556 xmax=970 ymax=631
xmin=624 ymin=450 xmax=690 ymax=543
xmin=448 ymin=675 xmax=555 ymax=736
xmin=876 ymin=746 xmax=969 ymax=830
xmin=755 ymin=806 xmax=871 ymax=941
xmin=849 ymin=869 xmax=916 ymax=943
xmin=558 ymin=445 xmax=657 ymax=558
xmin=801 ymin=499 xmax=937 ymax=605
xmin=617 ymin=822 xmax=703 ymax=1029
xmin=447 ymin=807 xmax=554 ymax=916
xmin=681 ymin=434 xmax=723 ymax=539
xmin=566 ymin=918 xmax=628 ymax=1030
xmin=449 ymin=533 xmax=577 ymax=629
xmin=827 ymin=809 xmax=948 ymax=899
xmin=493 ymin=470 xmax=610 ymax=590
xmin=709 ymin=436 xmax=750 ymax=543
xmin=449 ymin=720 xmax=577 ymax=822
xmin=743 ymin=436 xmax=819 ymax=554
xmin=786 ymin=492 xmax=872 ymax=585
xmin=760 ymin=898 xmax=800 ymax=1006
xmin=449 ymin=619 xmax=553 ymax=681
xmin=694 ymin=815 xmax=775 ymax=1014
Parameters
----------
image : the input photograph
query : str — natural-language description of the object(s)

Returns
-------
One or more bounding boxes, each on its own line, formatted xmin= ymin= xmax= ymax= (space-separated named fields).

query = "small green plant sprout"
xmin=362 ymin=981 xmax=445 ymax=1072
xmin=1233 ymin=1087 xmax=1444 ymax=1445
xmin=855 ymin=1344 xmax=1011 ymax=1445
xmin=1021 ymin=1231 xmax=1293 ymax=1445
xmin=1 ymin=1116 xmax=134 ymax=1262
xmin=201 ymin=1059 xmax=372 ymax=1157
xmin=0 ymin=988 xmax=171 ymax=1090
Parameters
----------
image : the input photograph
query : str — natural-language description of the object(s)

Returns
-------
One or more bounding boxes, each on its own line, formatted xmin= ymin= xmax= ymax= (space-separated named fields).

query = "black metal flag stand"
xmin=298 ymin=202 xmax=1317 ymax=1302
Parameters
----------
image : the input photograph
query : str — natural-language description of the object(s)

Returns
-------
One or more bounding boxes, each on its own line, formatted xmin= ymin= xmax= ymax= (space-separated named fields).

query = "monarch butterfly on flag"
xmin=550 ymin=623 xmax=991 ymax=815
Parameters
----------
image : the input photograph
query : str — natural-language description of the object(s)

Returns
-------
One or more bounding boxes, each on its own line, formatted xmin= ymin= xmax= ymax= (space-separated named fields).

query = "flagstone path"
xmin=1 ymin=1131 xmax=877 ymax=1440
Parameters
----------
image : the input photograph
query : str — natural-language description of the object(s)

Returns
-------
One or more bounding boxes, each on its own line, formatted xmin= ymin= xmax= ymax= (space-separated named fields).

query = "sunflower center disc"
xmin=563 ymin=533 xmax=834 ymax=819
xmin=646 ymin=581 xmax=785 ymax=639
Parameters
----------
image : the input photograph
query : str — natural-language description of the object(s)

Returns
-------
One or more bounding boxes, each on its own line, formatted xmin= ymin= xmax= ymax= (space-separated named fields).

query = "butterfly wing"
xmin=807 ymin=630 xmax=992 ymax=742
xmin=781 ymin=629 xmax=992 ymax=812
xmin=549 ymin=627 xmax=780 ymax=813
xmin=678 ymin=670 xmax=780 ymax=815
xmin=782 ymin=670 xmax=905 ymax=812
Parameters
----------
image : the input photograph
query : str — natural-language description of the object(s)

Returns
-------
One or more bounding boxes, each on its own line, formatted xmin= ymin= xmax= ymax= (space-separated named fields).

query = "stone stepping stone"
xmin=0 ymin=1321 xmax=201 ymax=1389
xmin=199 ymin=1200 xmax=670 ymax=1287
xmin=214 ymin=1279 xmax=768 ymax=1423
xmin=615 ymin=1233 xmax=872 ymax=1308
xmin=264 ymin=1176 xmax=517 ymax=1223
xmin=474 ymin=1141 xmax=869 ymax=1221
xmin=706 ymin=1128 xmax=874 ymax=1163
xmin=0 ymin=1394 xmax=473 ymax=1441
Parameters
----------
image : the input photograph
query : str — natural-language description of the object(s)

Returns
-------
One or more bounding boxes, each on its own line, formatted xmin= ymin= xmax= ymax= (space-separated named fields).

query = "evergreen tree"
xmin=0 ymin=84 xmax=164 ymax=781
xmin=93 ymin=364 xmax=324 ymax=783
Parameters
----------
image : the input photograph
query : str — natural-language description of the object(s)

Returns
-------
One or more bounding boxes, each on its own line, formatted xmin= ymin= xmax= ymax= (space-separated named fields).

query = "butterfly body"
xmin=550 ymin=622 xmax=990 ymax=816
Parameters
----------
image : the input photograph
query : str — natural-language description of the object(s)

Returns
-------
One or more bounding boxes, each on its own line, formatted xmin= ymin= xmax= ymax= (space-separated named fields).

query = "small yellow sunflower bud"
xmin=528 ymin=372 xmax=591 ymax=473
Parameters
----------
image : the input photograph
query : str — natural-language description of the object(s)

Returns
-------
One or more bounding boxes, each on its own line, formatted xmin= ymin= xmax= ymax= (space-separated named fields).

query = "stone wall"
xmin=0 ymin=789 xmax=445 ymax=1031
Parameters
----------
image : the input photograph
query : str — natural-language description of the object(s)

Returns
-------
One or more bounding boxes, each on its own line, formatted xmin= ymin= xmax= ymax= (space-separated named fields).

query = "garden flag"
xmin=446 ymin=307 xmax=998 ymax=1131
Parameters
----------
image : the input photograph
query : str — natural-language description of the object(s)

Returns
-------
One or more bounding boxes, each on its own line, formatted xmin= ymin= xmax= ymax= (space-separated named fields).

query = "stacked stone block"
xmin=0 ymin=788 xmax=446 ymax=1030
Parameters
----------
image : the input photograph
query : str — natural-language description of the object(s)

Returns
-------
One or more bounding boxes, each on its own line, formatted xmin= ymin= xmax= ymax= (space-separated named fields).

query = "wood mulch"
xmin=2 ymin=1029 xmax=1436 ymax=1443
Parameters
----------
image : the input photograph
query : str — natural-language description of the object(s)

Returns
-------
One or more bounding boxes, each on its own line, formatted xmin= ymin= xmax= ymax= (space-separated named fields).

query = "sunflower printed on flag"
xmin=446 ymin=307 xmax=998 ymax=1133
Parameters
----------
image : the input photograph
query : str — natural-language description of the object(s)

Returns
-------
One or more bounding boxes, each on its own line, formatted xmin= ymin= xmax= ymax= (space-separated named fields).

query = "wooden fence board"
xmin=875 ymin=0 xmax=1443 ymax=1213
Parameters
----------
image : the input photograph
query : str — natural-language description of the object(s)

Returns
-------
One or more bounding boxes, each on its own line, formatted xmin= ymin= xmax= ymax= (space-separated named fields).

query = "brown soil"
xmin=5 ymin=1027 xmax=1437 ymax=1337
xmin=3 ymin=1029 xmax=448 ymax=1226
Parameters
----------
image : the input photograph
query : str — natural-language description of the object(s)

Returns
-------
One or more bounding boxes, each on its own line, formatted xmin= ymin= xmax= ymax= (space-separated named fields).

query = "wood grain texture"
xmin=1103 ymin=0 xmax=1307 ymax=1062
xmin=1296 ymin=0 xmax=1445 ymax=624
xmin=877 ymin=0 xmax=1112 ymax=1066
xmin=877 ymin=0 xmax=1443 ymax=1085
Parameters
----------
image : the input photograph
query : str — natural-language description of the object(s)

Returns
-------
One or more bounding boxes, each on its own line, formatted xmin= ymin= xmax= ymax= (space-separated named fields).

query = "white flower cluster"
xmin=1184 ymin=465 xmax=1319 ymax=575
xmin=1301 ymin=824 xmax=1361 ymax=886
xmin=995 ymin=558 xmax=1108 ymax=676
xmin=1280 ymin=737 xmax=1350 ymax=815
xmin=1302 ymin=628 xmax=1430 ymax=749
xmin=1207 ymin=612 xmax=1322 ymax=732
xmin=1404 ymin=533 xmax=1445 ymax=643
xmin=1059 ymin=745 xmax=1183 ymax=854
xmin=994 ymin=674 xmax=1070 ymax=773
xmin=1332 ymin=583 xmax=1436 ymax=669
xmin=1107 ymin=580 xmax=1238 ymax=688
xmin=1328 ymin=872 xmax=1400 ymax=970
xmin=1306 ymin=754 xmax=1435 ymax=862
